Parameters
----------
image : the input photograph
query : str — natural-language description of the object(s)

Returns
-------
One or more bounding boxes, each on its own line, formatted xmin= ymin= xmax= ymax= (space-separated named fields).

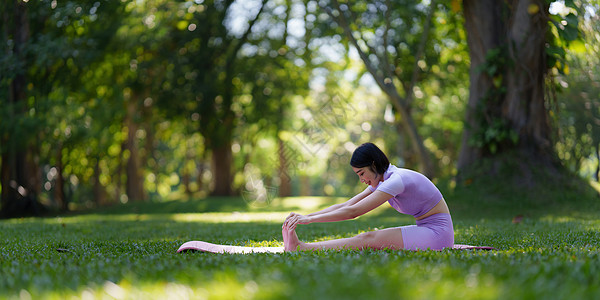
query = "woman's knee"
xmin=357 ymin=228 xmax=404 ymax=249
xmin=355 ymin=231 xmax=377 ymax=242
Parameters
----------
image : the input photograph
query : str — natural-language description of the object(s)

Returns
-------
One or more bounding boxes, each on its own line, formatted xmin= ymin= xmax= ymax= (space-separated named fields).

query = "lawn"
xmin=1 ymin=193 xmax=600 ymax=299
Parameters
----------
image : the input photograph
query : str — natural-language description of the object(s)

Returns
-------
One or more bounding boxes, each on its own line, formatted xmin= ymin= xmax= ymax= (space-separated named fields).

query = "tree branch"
xmin=226 ymin=0 xmax=266 ymax=65
xmin=345 ymin=2 xmax=393 ymax=80
xmin=404 ymin=0 xmax=437 ymax=107
xmin=381 ymin=0 xmax=393 ymax=80
xmin=325 ymin=0 xmax=394 ymax=102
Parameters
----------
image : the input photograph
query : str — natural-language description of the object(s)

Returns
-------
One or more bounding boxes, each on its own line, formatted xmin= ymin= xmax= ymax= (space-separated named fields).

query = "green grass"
xmin=2 ymin=191 xmax=600 ymax=299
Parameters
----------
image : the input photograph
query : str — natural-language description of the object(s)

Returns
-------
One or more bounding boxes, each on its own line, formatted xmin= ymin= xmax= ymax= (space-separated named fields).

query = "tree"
xmin=162 ymin=0 xmax=312 ymax=196
xmin=457 ymin=0 xmax=580 ymax=180
xmin=317 ymin=0 xmax=455 ymax=178
xmin=234 ymin=0 xmax=313 ymax=197
xmin=0 ymin=0 xmax=126 ymax=217
xmin=156 ymin=0 xmax=266 ymax=196
xmin=0 ymin=0 xmax=44 ymax=217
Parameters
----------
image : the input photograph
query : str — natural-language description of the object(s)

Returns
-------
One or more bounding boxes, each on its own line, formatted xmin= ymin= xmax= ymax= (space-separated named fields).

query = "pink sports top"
xmin=366 ymin=164 xmax=442 ymax=218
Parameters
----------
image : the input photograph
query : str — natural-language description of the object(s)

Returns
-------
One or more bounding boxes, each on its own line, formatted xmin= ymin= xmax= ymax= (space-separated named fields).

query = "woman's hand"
xmin=283 ymin=212 xmax=311 ymax=231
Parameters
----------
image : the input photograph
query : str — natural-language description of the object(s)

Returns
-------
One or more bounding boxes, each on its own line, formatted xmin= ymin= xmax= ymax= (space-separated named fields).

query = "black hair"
xmin=350 ymin=142 xmax=390 ymax=175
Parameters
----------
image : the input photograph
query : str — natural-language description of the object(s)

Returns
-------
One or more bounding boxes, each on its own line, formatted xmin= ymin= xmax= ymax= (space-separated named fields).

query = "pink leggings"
xmin=400 ymin=213 xmax=454 ymax=250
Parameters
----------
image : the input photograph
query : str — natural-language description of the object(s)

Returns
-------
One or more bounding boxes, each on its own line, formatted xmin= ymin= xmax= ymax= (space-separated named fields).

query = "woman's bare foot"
xmin=282 ymin=226 xmax=302 ymax=252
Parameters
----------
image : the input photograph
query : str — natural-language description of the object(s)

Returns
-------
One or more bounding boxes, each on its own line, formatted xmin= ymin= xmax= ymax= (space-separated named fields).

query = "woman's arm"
xmin=306 ymin=188 xmax=373 ymax=217
xmin=285 ymin=190 xmax=392 ymax=230
xmin=283 ymin=188 xmax=372 ymax=229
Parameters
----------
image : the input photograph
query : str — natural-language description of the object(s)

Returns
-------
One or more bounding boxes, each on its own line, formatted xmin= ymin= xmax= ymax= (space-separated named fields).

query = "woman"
xmin=282 ymin=142 xmax=453 ymax=251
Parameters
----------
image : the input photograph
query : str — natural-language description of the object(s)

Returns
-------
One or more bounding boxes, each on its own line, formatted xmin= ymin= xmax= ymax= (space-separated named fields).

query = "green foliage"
xmin=1 ymin=0 xmax=596 ymax=213
xmin=553 ymin=1 xmax=600 ymax=180
xmin=469 ymin=118 xmax=519 ymax=155
xmin=1 ymin=191 xmax=600 ymax=299
xmin=547 ymin=0 xmax=582 ymax=75
xmin=313 ymin=0 xmax=471 ymax=176
xmin=419 ymin=5 xmax=470 ymax=175
xmin=468 ymin=47 xmax=518 ymax=154
xmin=555 ymin=70 xmax=600 ymax=177
xmin=0 ymin=0 xmax=130 ymax=212
xmin=464 ymin=1 xmax=591 ymax=160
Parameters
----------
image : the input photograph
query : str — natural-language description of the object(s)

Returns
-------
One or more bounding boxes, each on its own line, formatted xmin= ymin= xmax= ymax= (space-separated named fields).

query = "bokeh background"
xmin=1 ymin=0 xmax=599 ymax=217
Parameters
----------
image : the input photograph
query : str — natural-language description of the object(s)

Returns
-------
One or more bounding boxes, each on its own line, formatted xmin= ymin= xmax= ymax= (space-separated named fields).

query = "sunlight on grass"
xmin=276 ymin=196 xmax=345 ymax=212
xmin=3 ymin=212 xmax=291 ymax=226
xmin=539 ymin=215 xmax=600 ymax=229
xmin=31 ymin=270 xmax=503 ymax=300
xmin=405 ymin=267 xmax=501 ymax=300
xmin=172 ymin=212 xmax=290 ymax=224
xmin=26 ymin=257 xmax=505 ymax=300
xmin=37 ymin=271 xmax=288 ymax=300
xmin=2 ymin=196 xmax=388 ymax=228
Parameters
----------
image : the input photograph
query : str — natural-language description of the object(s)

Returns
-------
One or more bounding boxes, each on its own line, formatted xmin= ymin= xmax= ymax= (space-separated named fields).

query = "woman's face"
xmin=352 ymin=166 xmax=381 ymax=187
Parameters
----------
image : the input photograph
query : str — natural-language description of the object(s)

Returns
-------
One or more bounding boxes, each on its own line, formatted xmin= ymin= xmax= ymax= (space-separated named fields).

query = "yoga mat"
xmin=178 ymin=241 xmax=284 ymax=254
xmin=177 ymin=241 xmax=495 ymax=254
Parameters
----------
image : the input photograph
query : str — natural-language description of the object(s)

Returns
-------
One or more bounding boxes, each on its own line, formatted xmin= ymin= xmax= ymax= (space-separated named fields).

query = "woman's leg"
xmin=282 ymin=226 xmax=404 ymax=252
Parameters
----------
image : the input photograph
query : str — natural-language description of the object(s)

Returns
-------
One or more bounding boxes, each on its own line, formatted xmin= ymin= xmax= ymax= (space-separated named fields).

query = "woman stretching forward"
xmin=282 ymin=142 xmax=454 ymax=251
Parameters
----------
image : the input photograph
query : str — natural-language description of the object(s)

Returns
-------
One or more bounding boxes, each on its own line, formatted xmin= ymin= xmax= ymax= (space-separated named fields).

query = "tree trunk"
xmin=141 ymin=95 xmax=156 ymax=196
xmin=458 ymin=0 xmax=554 ymax=174
xmin=458 ymin=0 xmax=504 ymax=170
xmin=503 ymin=0 xmax=552 ymax=152
xmin=125 ymin=94 xmax=145 ymax=202
xmin=278 ymin=138 xmax=292 ymax=197
xmin=0 ymin=1 xmax=44 ymax=218
xmin=211 ymin=142 xmax=233 ymax=196
xmin=93 ymin=156 xmax=106 ymax=206
xmin=386 ymin=87 xmax=435 ymax=178
xmin=203 ymin=0 xmax=265 ymax=198
xmin=595 ymin=145 xmax=600 ymax=182
xmin=182 ymin=143 xmax=193 ymax=197
xmin=182 ymin=171 xmax=191 ymax=197
xmin=114 ymin=141 xmax=125 ymax=204
xmin=196 ymin=152 xmax=207 ymax=195
xmin=25 ymin=146 xmax=41 ymax=198
xmin=395 ymin=121 xmax=417 ymax=167
xmin=300 ymin=175 xmax=311 ymax=196
xmin=54 ymin=144 xmax=67 ymax=211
